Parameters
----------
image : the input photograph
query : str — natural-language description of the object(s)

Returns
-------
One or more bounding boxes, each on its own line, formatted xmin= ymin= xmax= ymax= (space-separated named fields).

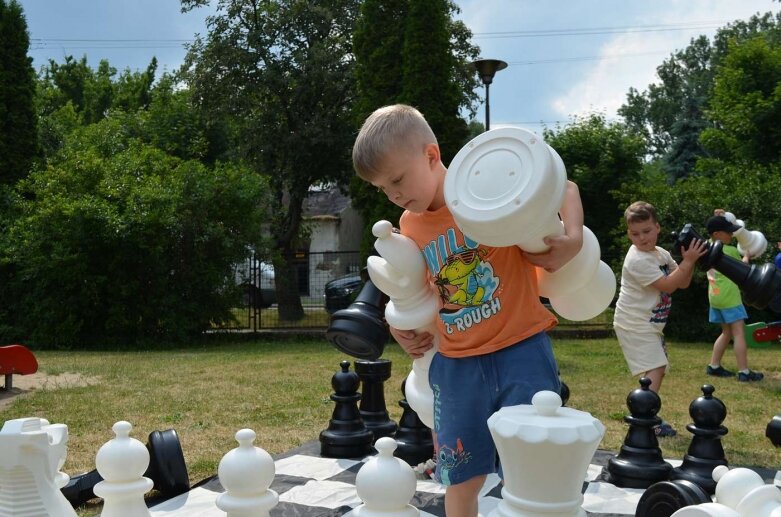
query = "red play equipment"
xmin=745 ymin=321 xmax=781 ymax=348
xmin=0 ymin=344 xmax=38 ymax=391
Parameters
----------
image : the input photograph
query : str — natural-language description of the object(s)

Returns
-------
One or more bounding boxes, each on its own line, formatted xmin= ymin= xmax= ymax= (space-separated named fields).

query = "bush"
xmin=0 ymin=117 xmax=269 ymax=347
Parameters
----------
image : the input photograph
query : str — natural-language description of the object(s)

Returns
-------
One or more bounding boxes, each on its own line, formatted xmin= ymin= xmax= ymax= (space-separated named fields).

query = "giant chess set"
xmin=2 ymin=372 xmax=781 ymax=517
xmin=3 ymin=127 xmax=781 ymax=517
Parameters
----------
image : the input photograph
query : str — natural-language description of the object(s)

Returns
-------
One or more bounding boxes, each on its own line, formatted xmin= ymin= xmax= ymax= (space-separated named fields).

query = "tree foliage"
xmin=0 ymin=116 xmax=268 ymax=346
xmin=543 ymin=114 xmax=646 ymax=266
xmin=619 ymin=11 xmax=781 ymax=180
xmin=181 ymin=0 xmax=360 ymax=320
xmin=0 ymin=0 xmax=38 ymax=185
xmin=700 ymin=36 xmax=781 ymax=166
xmin=349 ymin=0 xmax=479 ymax=255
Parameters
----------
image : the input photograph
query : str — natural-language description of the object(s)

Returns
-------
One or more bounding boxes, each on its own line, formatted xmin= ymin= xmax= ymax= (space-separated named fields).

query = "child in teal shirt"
xmin=705 ymin=215 xmax=764 ymax=382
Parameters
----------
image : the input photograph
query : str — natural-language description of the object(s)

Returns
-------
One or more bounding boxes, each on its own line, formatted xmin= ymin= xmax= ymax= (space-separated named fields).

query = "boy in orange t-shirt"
xmin=352 ymin=104 xmax=585 ymax=517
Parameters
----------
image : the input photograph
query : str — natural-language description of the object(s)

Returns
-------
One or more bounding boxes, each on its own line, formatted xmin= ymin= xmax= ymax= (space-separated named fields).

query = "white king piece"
xmin=444 ymin=127 xmax=615 ymax=321
xmin=487 ymin=391 xmax=605 ymax=517
xmin=367 ymin=220 xmax=440 ymax=429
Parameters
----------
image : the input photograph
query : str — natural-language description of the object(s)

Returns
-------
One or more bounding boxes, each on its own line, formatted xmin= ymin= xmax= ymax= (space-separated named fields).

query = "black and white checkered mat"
xmin=149 ymin=443 xmax=781 ymax=517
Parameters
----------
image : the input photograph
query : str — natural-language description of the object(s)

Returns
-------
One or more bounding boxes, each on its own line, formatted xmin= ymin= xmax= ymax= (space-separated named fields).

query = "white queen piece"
xmin=487 ymin=391 xmax=605 ymax=517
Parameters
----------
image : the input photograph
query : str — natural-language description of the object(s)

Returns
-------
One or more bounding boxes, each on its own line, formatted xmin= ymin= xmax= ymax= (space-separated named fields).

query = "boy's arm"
xmin=522 ymin=180 xmax=584 ymax=272
xmin=650 ymin=239 xmax=708 ymax=293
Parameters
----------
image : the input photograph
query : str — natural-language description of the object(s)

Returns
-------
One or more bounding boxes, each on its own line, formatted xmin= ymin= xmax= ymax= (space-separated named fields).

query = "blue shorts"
xmin=709 ymin=304 xmax=748 ymax=324
xmin=429 ymin=332 xmax=560 ymax=486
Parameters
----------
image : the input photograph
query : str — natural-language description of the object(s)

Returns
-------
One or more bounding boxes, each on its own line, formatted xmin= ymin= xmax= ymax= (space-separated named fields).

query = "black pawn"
xmin=320 ymin=360 xmax=373 ymax=458
xmin=393 ymin=379 xmax=434 ymax=467
xmin=605 ymin=377 xmax=672 ymax=488
xmin=670 ymin=384 xmax=728 ymax=494
xmin=635 ymin=479 xmax=711 ymax=517
xmin=354 ymin=359 xmax=398 ymax=441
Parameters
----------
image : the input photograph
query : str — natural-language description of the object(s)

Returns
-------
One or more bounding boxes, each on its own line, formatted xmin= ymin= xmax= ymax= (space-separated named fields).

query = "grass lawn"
xmin=1 ymin=336 xmax=779 ymax=516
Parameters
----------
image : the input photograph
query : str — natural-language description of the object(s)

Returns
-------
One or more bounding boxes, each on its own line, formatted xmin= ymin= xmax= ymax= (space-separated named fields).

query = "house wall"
xmin=305 ymin=214 xmax=363 ymax=297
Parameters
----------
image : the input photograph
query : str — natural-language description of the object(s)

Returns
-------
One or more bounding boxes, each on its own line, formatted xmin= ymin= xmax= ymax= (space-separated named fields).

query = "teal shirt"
xmin=707 ymin=243 xmax=742 ymax=309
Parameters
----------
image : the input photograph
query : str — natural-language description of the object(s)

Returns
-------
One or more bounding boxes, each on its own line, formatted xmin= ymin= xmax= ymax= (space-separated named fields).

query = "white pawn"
xmin=0 ymin=417 xmax=76 ymax=517
xmin=93 ymin=421 xmax=153 ymax=517
xmin=713 ymin=465 xmax=781 ymax=516
xmin=367 ymin=220 xmax=440 ymax=429
xmin=671 ymin=465 xmax=781 ymax=516
xmin=352 ymin=437 xmax=419 ymax=517
xmin=216 ymin=428 xmax=278 ymax=517
xmin=724 ymin=212 xmax=768 ymax=258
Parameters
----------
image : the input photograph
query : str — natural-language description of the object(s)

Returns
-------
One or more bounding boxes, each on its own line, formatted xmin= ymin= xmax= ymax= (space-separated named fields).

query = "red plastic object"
xmin=753 ymin=322 xmax=781 ymax=343
xmin=0 ymin=344 xmax=38 ymax=390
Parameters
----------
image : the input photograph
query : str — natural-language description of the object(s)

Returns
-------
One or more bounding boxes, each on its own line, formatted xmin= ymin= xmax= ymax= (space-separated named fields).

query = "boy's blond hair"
xmin=624 ymin=201 xmax=658 ymax=225
xmin=352 ymin=104 xmax=437 ymax=181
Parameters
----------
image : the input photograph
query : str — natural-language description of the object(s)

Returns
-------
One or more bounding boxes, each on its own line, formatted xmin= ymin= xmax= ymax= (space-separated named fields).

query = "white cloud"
xmin=550 ymin=0 xmax=775 ymax=120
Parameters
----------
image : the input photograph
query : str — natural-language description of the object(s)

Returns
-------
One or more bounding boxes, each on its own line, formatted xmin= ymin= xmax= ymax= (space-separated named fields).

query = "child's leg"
xmin=644 ymin=365 xmax=666 ymax=393
xmin=729 ymin=319 xmax=748 ymax=371
xmin=709 ymin=323 xmax=732 ymax=366
xmin=445 ymin=475 xmax=486 ymax=517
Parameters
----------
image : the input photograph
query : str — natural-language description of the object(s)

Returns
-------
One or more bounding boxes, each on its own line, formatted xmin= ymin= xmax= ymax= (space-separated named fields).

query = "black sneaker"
xmin=737 ymin=370 xmax=764 ymax=382
xmin=654 ymin=422 xmax=677 ymax=437
xmin=706 ymin=365 xmax=735 ymax=377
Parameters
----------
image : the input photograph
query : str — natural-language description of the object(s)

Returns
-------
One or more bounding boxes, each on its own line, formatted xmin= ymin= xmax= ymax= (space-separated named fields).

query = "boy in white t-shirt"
xmin=613 ymin=201 xmax=707 ymax=436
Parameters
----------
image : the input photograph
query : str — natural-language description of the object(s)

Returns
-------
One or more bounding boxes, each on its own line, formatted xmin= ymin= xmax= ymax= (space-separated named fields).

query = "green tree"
xmin=0 ymin=116 xmax=269 ymax=346
xmin=619 ymin=12 xmax=781 ymax=180
xmin=181 ymin=0 xmax=360 ymax=320
xmin=543 ymin=114 xmax=646 ymax=266
xmin=0 ymin=0 xmax=38 ymax=185
xmin=349 ymin=0 xmax=479 ymax=254
xmin=700 ymin=36 xmax=781 ymax=166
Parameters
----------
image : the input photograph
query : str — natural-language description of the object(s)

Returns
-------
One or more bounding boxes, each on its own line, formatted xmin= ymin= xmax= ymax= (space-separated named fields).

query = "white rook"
xmin=444 ymin=127 xmax=615 ymax=321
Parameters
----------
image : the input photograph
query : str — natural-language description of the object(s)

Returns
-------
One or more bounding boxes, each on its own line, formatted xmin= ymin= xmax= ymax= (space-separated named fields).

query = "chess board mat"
xmin=149 ymin=441 xmax=781 ymax=517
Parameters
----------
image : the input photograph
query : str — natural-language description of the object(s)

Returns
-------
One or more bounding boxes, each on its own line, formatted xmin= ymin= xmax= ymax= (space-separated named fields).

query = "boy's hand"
xmin=390 ymin=327 xmax=434 ymax=359
xmin=680 ymin=238 xmax=708 ymax=264
xmin=522 ymin=233 xmax=583 ymax=273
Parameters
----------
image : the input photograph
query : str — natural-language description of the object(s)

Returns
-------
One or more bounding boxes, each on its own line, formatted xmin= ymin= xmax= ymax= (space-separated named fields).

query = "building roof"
xmin=303 ymin=187 xmax=352 ymax=218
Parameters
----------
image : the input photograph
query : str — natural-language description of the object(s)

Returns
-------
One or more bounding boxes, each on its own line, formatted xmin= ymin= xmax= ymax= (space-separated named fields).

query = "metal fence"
xmin=219 ymin=249 xmax=617 ymax=334
xmin=224 ymin=250 xmax=364 ymax=331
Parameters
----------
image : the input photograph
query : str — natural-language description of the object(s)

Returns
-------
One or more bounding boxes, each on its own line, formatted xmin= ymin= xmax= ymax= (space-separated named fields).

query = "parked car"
xmin=324 ymin=274 xmax=364 ymax=314
xmin=234 ymin=259 xmax=276 ymax=308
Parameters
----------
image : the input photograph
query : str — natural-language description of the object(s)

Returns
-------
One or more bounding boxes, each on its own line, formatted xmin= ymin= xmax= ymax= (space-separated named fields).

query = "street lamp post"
xmin=472 ymin=59 xmax=507 ymax=131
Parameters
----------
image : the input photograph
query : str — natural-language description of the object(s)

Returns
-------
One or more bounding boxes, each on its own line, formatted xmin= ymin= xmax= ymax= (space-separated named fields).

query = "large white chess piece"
xmin=724 ymin=212 xmax=767 ymax=258
xmin=366 ymin=220 xmax=440 ymax=429
xmin=487 ymin=391 xmax=605 ymax=517
xmin=444 ymin=127 xmax=615 ymax=321
xmin=671 ymin=465 xmax=781 ymax=516
xmin=0 ymin=416 xmax=76 ymax=517
xmin=216 ymin=428 xmax=278 ymax=517
xmin=93 ymin=421 xmax=153 ymax=517
xmin=351 ymin=437 xmax=419 ymax=517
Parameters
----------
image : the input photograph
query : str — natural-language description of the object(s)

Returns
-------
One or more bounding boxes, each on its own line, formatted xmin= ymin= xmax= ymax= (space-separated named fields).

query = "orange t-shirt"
xmin=400 ymin=205 xmax=557 ymax=358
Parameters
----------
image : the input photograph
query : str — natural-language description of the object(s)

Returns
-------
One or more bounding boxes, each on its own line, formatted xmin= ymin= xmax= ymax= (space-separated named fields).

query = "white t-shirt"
xmin=613 ymin=245 xmax=678 ymax=334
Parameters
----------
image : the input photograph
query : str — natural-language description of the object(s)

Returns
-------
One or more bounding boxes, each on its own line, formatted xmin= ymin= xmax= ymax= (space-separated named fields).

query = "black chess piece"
xmin=605 ymin=377 xmax=673 ymax=488
xmin=320 ymin=360 xmax=374 ymax=458
xmin=61 ymin=428 xmax=189 ymax=507
xmin=393 ymin=378 xmax=434 ymax=467
xmin=767 ymin=414 xmax=781 ymax=447
xmin=354 ymin=358 xmax=397 ymax=441
xmin=326 ymin=279 xmax=389 ymax=360
xmin=674 ymin=224 xmax=781 ymax=312
xmin=634 ymin=479 xmax=711 ymax=517
xmin=670 ymin=384 xmax=728 ymax=494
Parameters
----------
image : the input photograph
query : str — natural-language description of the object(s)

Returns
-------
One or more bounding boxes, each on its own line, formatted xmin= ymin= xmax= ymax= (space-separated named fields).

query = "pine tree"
xmin=0 ymin=0 xmax=39 ymax=185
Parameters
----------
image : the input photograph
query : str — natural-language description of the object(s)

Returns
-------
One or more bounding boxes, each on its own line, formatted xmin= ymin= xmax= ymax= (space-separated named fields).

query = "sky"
xmin=19 ymin=0 xmax=780 ymax=134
